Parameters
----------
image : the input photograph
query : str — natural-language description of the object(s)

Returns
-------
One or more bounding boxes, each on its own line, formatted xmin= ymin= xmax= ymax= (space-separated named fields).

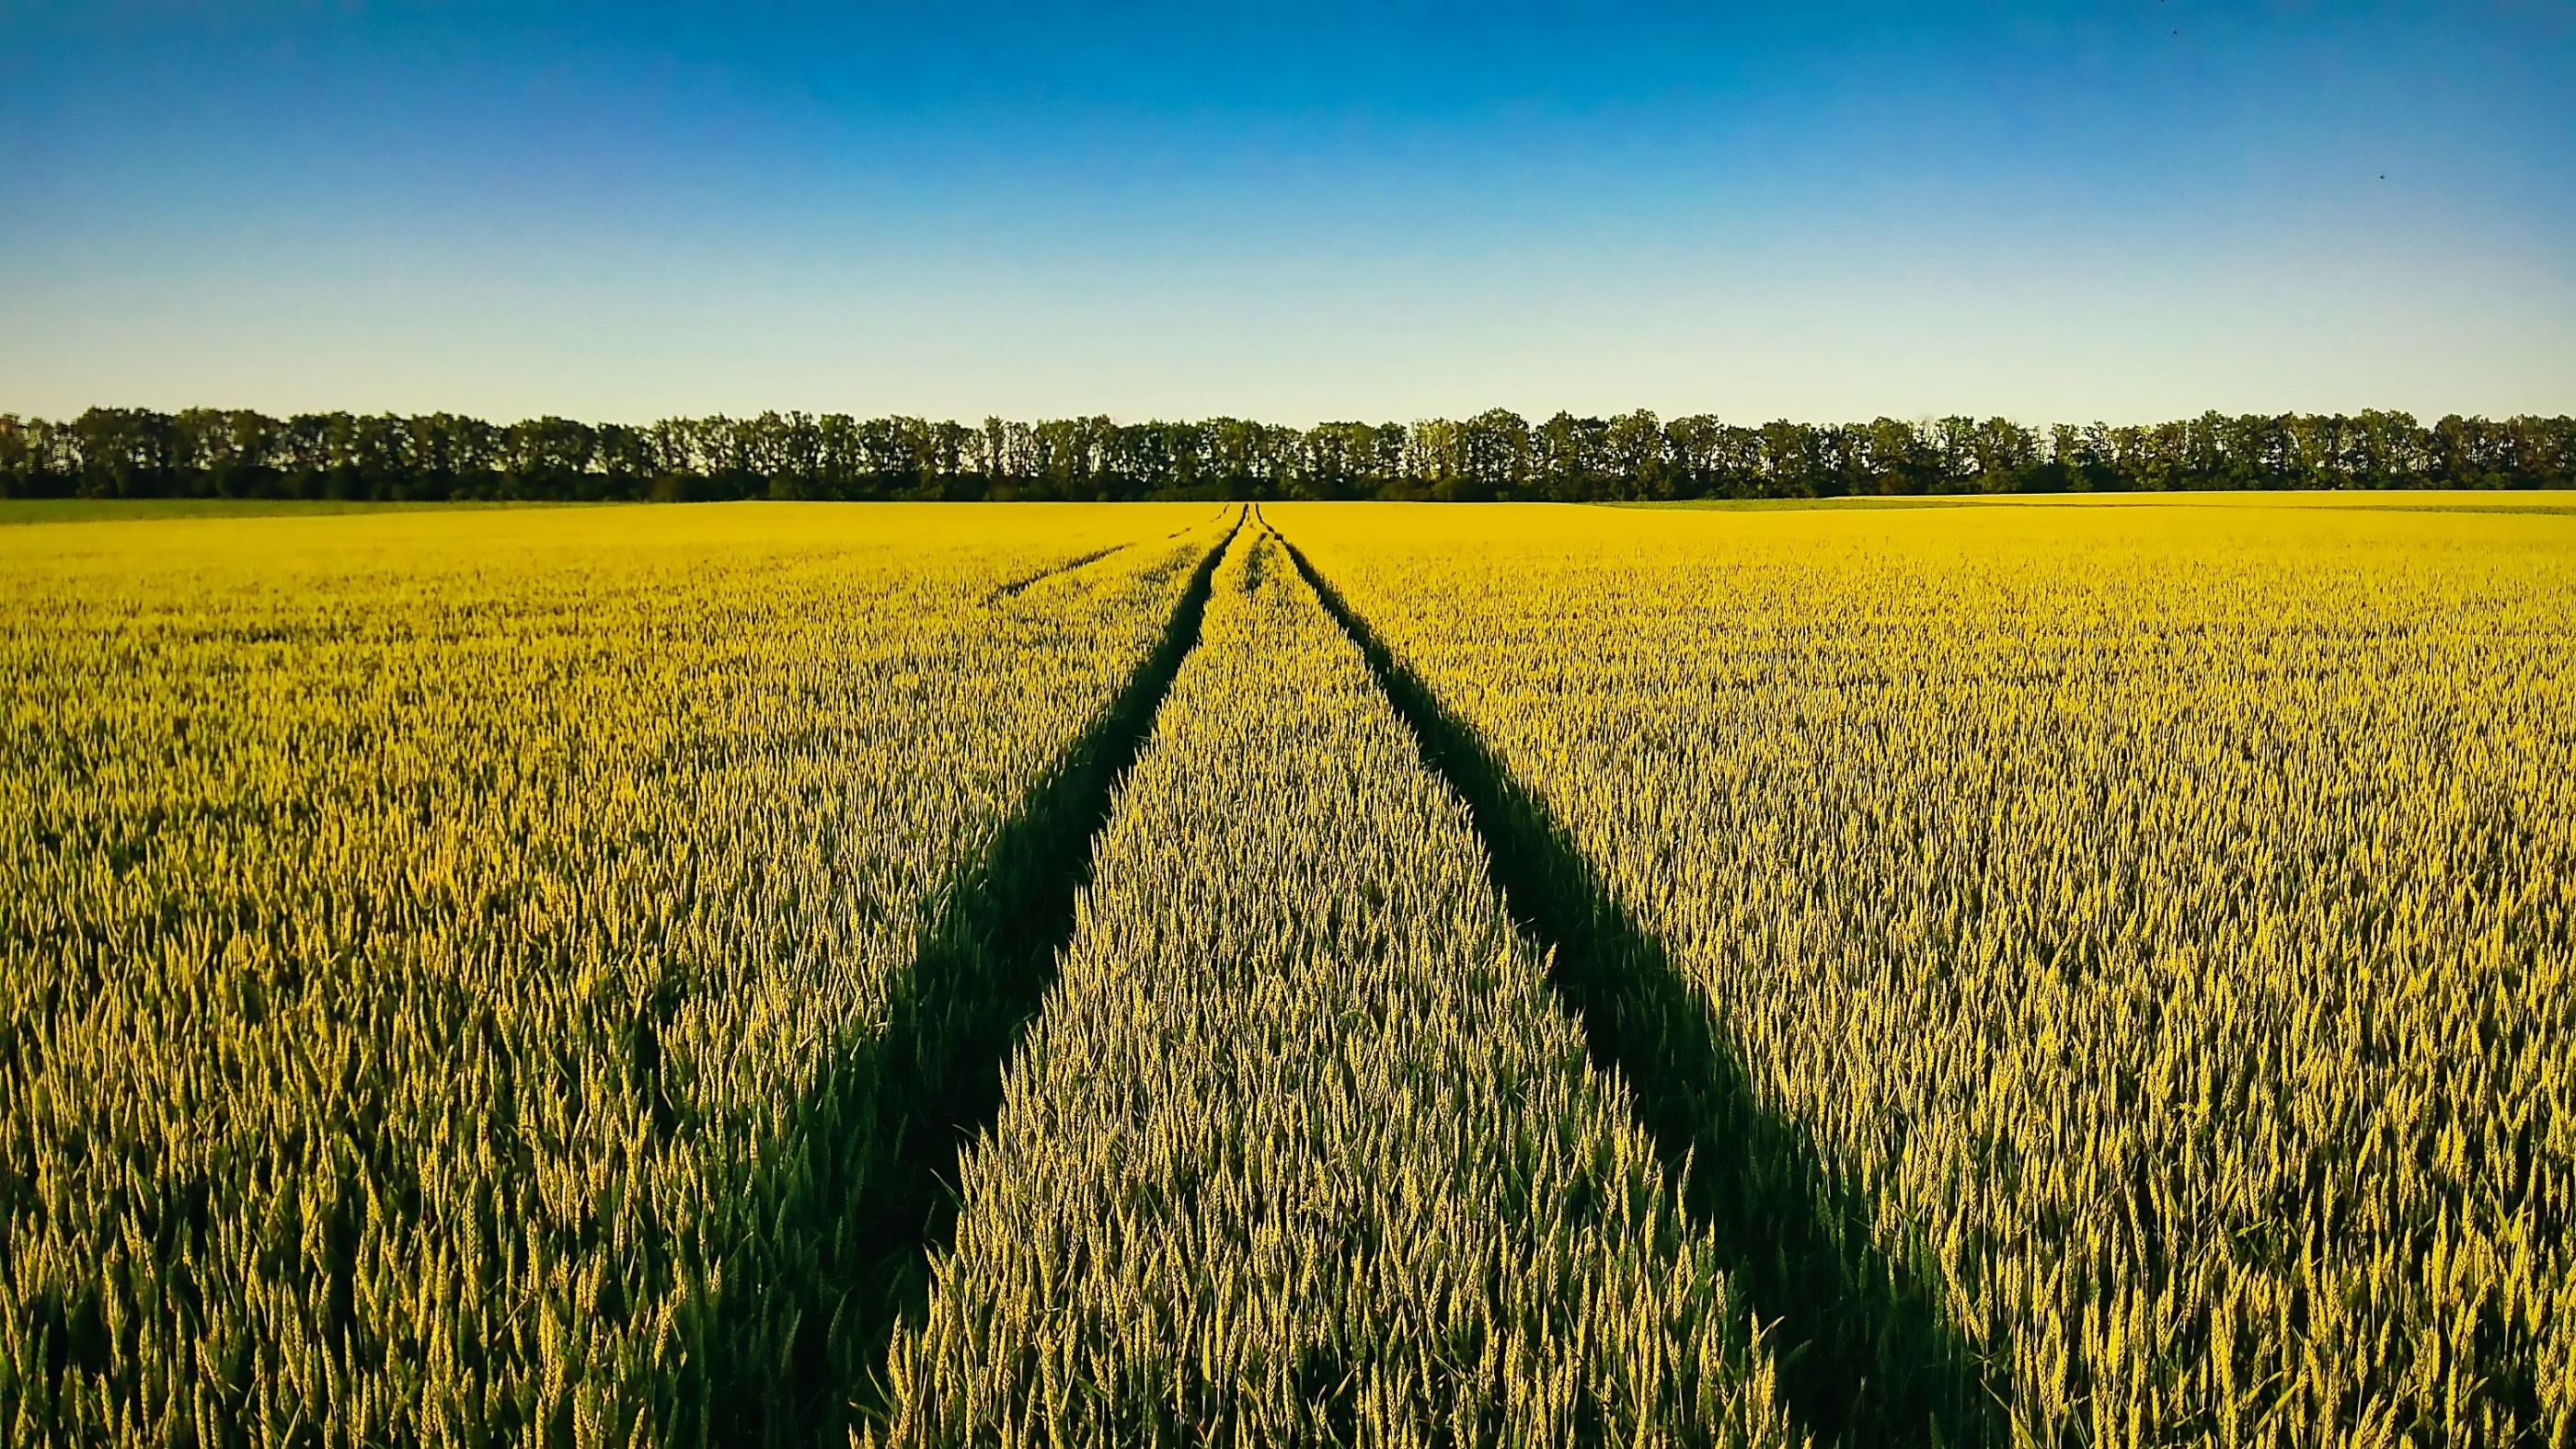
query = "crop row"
xmin=1280 ymin=500 xmax=2576 ymax=1445
xmin=0 ymin=502 xmax=1222 ymax=1444
xmin=7 ymin=497 xmax=2570 ymax=1446
xmin=868 ymin=518 xmax=1796 ymax=1446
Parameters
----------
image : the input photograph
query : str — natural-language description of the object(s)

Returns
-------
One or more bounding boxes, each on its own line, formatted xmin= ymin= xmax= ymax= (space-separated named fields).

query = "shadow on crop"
xmin=1275 ymin=530 xmax=2008 ymax=1449
xmin=983 ymin=541 xmax=1133 ymax=604
xmin=693 ymin=510 xmax=1242 ymax=1444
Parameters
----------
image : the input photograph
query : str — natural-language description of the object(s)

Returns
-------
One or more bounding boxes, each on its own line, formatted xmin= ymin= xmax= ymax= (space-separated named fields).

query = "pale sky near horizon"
xmin=3 ymin=2 xmax=2570 ymax=426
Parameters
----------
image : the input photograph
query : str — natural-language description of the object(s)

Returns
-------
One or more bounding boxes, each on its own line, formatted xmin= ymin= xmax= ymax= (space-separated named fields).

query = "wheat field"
xmin=1282 ymin=499 xmax=2576 ymax=1446
xmin=3 ymin=496 xmax=2570 ymax=1445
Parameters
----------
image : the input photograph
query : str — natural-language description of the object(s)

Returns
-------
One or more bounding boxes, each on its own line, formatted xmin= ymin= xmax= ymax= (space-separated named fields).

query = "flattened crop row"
xmin=868 ymin=516 xmax=1799 ymax=1447
xmin=0 ymin=503 xmax=1223 ymax=1445
xmin=1278 ymin=500 xmax=2576 ymax=1446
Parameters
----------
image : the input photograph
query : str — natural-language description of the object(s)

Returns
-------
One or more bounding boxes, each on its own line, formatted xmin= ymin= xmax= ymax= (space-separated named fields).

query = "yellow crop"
xmin=0 ymin=502 xmax=1220 ymax=1443
xmin=5 ymin=494 xmax=2570 ymax=1445
xmin=869 ymin=518 xmax=1795 ymax=1447
xmin=1278 ymin=497 xmax=2576 ymax=1445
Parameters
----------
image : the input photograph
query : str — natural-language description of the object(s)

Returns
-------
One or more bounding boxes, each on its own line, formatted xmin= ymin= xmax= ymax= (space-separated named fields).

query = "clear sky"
xmin=3 ymin=1 xmax=2570 ymax=425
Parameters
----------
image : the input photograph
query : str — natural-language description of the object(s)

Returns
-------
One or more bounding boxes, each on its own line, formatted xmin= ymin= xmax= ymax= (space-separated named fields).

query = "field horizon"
xmin=6 ymin=496 xmax=2570 ymax=1443
xmin=12 ymin=488 xmax=2576 ymax=529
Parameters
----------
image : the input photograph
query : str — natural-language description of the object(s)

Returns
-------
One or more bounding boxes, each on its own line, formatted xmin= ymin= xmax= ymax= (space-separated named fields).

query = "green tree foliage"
xmin=2 ymin=407 xmax=2569 ymax=502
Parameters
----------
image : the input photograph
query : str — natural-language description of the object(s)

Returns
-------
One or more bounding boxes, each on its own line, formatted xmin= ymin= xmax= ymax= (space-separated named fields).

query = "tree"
xmin=0 ymin=406 xmax=2563 ymax=502
xmin=1404 ymin=419 xmax=1462 ymax=500
xmin=1455 ymin=408 xmax=1530 ymax=501
xmin=503 ymin=417 xmax=597 ymax=500
xmin=1603 ymin=411 xmax=1670 ymax=500
xmin=1534 ymin=413 xmax=1612 ymax=500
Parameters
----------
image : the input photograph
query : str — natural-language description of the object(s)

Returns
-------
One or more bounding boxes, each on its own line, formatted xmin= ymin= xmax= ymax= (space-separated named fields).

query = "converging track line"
xmin=713 ymin=508 xmax=1247 ymax=1442
xmin=1271 ymin=519 xmax=2009 ymax=1449
xmin=982 ymin=542 xmax=1135 ymax=604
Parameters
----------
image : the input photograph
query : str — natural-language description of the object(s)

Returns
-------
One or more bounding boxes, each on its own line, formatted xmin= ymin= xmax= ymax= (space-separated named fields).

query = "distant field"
xmin=1621 ymin=489 xmax=2576 ymax=516
xmin=1607 ymin=495 xmax=1963 ymax=511
xmin=0 ymin=497 xmax=592 ymax=524
xmin=3 ymin=499 xmax=2570 ymax=1445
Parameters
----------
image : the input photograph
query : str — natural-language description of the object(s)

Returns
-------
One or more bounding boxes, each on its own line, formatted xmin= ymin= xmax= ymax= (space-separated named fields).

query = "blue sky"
xmin=3 ymin=1 xmax=2570 ymax=424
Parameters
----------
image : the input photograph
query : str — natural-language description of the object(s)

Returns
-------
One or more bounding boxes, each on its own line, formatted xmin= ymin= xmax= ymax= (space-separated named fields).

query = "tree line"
xmin=4 ymin=407 xmax=2570 ymax=502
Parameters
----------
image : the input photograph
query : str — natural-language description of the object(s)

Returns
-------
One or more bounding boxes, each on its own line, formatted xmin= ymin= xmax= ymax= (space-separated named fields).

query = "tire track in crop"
xmin=982 ymin=542 xmax=1131 ymax=604
xmin=710 ymin=508 xmax=1247 ymax=1443
xmin=985 ymin=510 xmax=1237 ymax=604
xmin=1271 ymin=515 xmax=2007 ymax=1449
